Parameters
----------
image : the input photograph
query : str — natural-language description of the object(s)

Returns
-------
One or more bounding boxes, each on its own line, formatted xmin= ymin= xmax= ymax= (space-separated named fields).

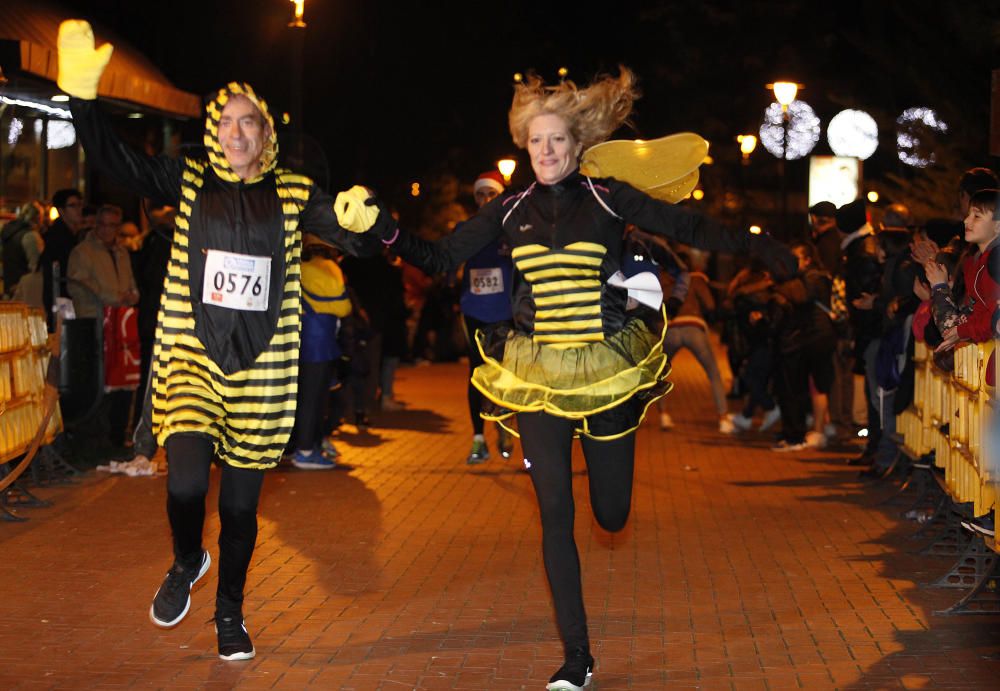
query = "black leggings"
xmin=165 ymin=434 xmax=265 ymax=617
xmin=291 ymin=360 xmax=332 ymax=451
xmin=463 ymin=315 xmax=488 ymax=434
xmin=517 ymin=411 xmax=636 ymax=654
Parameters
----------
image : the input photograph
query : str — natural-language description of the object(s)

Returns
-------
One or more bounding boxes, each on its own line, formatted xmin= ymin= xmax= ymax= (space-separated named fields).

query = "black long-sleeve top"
xmin=392 ymin=170 xmax=787 ymax=342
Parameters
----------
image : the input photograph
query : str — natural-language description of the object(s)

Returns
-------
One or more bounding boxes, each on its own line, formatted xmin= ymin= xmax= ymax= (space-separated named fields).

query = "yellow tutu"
xmin=472 ymin=317 xmax=672 ymax=440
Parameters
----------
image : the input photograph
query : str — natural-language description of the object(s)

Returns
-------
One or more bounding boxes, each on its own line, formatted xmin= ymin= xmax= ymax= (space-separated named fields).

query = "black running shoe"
xmin=149 ymin=551 xmax=211 ymax=628
xmin=216 ymin=615 xmax=255 ymax=661
xmin=546 ymin=648 xmax=594 ymax=690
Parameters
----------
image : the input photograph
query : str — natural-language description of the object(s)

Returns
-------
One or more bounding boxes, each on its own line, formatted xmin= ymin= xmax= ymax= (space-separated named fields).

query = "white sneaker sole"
xmin=546 ymin=671 xmax=592 ymax=691
xmin=218 ymin=646 xmax=256 ymax=661
xmin=148 ymin=551 xmax=211 ymax=628
xmin=292 ymin=460 xmax=336 ymax=470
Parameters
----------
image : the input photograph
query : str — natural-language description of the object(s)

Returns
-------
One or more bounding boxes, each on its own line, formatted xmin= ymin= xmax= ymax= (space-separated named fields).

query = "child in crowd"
xmin=926 ymin=189 xmax=1000 ymax=351
xmin=288 ymin=241 xmax=353 ymax=469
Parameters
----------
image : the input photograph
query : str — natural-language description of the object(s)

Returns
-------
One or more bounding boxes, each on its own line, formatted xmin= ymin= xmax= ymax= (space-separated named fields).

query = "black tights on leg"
xmin=517 ymin=412 xmax=636 ymax=656
xmin=164 ymin=434 xmax=265 ymax=617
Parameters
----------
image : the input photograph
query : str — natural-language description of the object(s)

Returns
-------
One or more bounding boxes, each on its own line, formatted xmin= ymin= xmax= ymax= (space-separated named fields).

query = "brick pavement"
xmin=1 ymin=349 xmax=999 ymax=689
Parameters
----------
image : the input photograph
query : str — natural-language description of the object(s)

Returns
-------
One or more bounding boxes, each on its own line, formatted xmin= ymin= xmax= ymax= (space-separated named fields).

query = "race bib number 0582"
xmin=202 ymin=250 xmax=271 ymax=312
xmin=469 ymin=267 xmax=503 ymax=295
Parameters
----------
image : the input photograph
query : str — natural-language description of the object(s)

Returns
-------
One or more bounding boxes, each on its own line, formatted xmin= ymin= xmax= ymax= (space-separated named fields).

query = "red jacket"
xmin=956 ymin=239 xmax=999 ymax=343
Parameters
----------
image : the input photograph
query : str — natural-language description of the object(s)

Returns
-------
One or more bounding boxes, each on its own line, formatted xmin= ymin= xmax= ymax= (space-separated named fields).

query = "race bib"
xmin=202 ymin=250 xmax=271 ymax=311
xmin=469 ymin=267 xmax=503 ymax=295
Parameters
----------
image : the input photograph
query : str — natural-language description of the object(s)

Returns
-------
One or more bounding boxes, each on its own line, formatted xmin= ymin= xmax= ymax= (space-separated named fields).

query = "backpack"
xmin=875 ymin=317 xmax=912 ymax=392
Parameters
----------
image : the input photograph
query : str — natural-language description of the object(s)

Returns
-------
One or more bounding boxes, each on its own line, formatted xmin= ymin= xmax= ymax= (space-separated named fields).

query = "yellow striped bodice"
xmin=512 ymin=241 xmax=607 ymax=348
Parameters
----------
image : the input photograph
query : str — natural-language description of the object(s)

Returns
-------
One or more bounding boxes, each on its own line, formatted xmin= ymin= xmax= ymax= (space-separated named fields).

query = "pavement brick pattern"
xmin=1 ymin=348 xmax=999 ymax=689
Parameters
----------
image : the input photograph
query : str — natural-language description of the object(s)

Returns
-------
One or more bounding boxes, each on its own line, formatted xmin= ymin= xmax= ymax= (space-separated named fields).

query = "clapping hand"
xmin=935 ymin=326 xmax=962 ymax=353
xmin=910 ymin=236 xmax=939 ymax=266
xmin=924 ymin=261 xmax=949 ymax=287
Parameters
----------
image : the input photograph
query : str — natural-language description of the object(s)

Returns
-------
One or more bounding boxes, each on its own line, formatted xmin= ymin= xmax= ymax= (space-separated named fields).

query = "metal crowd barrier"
xmin=896 ymin=338 xmax=998 ymax=614
xmin=0 ymin=302 xmax=64 ymax=521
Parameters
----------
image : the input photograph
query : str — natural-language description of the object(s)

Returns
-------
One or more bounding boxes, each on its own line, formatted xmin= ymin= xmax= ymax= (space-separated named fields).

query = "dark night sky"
xmin=56 ymin=1 xmax=999 ymax=202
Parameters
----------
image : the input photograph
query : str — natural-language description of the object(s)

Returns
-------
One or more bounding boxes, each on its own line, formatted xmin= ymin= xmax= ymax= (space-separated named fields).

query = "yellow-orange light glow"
xmin=749 ymin=225 xmax=763 ymax=235
xmin=497 ymin=158 xmax=517 ymax=182
xmin=410 ymin=182 xmax=420 ymax=197
xmin=513 ymin=72 xmax=523 ymax=83
xmin=49 ymin=206 xmax=59 ymax=222
xmin=770 ymin=81 xmax=799 ymax=108
xmin=867 ymin=190 xmax=879 ymax=203
xmin=557 ymin=67 xmax=569 ymax=78
xmin=289 ymin=0 xmax=306 ymax=27
xmin=738 ymin=134 xmax=758 ymax=156
xmin=692 ymin=189 xmax=705 ymax=201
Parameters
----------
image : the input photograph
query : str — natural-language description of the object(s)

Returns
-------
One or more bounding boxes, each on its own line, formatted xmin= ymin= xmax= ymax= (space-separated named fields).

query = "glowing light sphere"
xmin=32 ymin=119 xmax=76 ymax=149
xmin=759 ymin=100 xmax=820 ymax=160
xmin=827 ymin=109 xmax=879 ymax=160
xmin=7 ymin=117 xmax=23 ymax=146
xmin=896 ymin=107 xmax=947 ymax=168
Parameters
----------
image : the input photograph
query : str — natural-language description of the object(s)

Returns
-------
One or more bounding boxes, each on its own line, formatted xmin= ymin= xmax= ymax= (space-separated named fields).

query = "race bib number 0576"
xmin=202 ymin=250 xmax=271 ymax=312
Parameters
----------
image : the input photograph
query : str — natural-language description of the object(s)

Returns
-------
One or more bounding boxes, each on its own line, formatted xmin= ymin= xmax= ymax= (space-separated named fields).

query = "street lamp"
xmin=767 ymin=81 xmax=802 ymax=237
xmin=288 ymin=0 xmax=306 ymax=27
xmin=736 ymin=134 xmax=757 ymax=229
xmin=497 ymin=158 xmax=516 ymax=183
xmin=737 ymin=134 xmax=757 ymax=162
xmin=287 ymin=0 xmax=306 ymax=140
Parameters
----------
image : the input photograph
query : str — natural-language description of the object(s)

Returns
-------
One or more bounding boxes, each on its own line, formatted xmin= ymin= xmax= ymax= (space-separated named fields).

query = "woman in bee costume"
xmin=371 ymin=68 xmax=795 ymax=690
xmin=57 ymin=21 xmax=385 ymax=661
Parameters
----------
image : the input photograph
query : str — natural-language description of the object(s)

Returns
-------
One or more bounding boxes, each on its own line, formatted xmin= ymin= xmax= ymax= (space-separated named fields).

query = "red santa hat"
xmin=474 ymin=171 xmax=505 ymax=195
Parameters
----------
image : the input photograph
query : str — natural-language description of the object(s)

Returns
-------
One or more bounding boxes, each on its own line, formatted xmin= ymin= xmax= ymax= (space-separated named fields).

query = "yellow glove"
xmin=57 ymin=20 xmax=114 ymax=100
xmin=334 ymin=185 xmax=379 ymax=233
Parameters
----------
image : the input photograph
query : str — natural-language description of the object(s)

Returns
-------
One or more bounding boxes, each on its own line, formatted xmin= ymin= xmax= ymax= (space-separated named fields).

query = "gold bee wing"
xmin=580 ymin=132 xmax=709 ymax=204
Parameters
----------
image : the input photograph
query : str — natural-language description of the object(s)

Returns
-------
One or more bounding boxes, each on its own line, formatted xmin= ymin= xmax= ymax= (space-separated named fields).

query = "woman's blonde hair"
xmin=508 ymin=67 xmax=639 ymax=151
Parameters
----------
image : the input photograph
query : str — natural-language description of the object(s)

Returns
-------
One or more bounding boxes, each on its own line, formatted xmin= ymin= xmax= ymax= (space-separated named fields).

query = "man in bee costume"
xmin=58 ymin=21 xmax=387 ymax=660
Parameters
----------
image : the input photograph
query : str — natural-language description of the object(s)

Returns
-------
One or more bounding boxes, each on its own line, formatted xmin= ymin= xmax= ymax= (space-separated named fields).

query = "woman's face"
xmin=527 ymin=113 xmax=582 ymax=185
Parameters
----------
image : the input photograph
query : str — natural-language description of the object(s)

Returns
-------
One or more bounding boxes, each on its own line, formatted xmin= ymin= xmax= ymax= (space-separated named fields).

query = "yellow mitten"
xmin=57 ymin=20 xmax=113 ymax=100
xmin=334 ymin=185 xmax=379 ymax=233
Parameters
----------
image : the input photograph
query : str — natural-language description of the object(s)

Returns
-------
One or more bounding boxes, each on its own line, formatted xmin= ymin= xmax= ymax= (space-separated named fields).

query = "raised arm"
xmin=58 ymin=21 xmax=181 ymax=204
xmin=298 ymin=184 xmax=385 ymax=258
xmin=385 ymin=197 xmax=506 ymax=276
xmin=608 ymin=179 xmax=796 ymax=279
xmin=70 ymin=99 xmax=182 ymax=205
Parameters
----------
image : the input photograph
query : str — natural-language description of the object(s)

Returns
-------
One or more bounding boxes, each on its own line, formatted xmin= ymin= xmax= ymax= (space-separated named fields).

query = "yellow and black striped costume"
xmin=149 ymin=161 xmax=310 ymax=468
xmin=70 ymin=82 xmax=378 ymax=468
xmin=389 ymin=171 xmax=763 ymax=440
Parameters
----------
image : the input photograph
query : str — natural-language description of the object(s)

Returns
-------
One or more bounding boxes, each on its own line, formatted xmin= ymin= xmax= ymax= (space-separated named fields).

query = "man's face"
xmin=218 ymin=95 xmax=270 ymax=179
xmin=94 ymin=211 xmax=121 ymax=247
xmin=809 ymin=214 xmax=835 ymax=235
xmin=60 ymin=195 xmax=84 ymax=228
xmin=474 ymin=186 xmax=500 ymax=209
